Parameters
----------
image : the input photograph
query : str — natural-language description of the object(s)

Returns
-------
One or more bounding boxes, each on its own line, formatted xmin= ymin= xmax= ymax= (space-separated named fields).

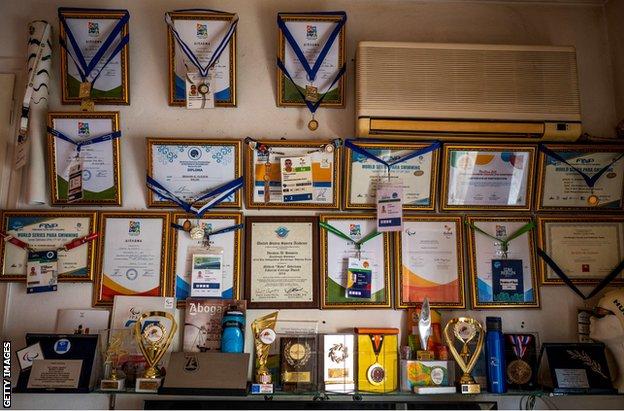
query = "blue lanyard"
xmin=146 ymin=175 xmax=243 ymax=217
xmin=171 ymin=222 xmax=243 ymax=237
xmin=539 ymin=144 xmax=624 ymax=188
xmin=276 ymin=12 xmax=347 ymax=114
xmin=58 ymin=7 xmax=129 ymax=84
xmin=165 ymin=9 xmax=238 ymax=78
xmin=47 ymin=126 xmax=120 ymax=153
xmin=345 ymin=139 xmax=441 ymax=175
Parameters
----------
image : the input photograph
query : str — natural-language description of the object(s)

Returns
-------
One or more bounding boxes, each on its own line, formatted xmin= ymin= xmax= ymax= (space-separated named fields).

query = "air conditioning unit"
xmin=356 ymin=42 xmax=582 ymax=141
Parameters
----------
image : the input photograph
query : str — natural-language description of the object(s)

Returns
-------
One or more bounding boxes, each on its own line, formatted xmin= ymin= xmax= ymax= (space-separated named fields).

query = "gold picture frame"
xmin=146 ymin=138 xmax=242 ymax=209
xmin=535 ymin=144 xmax=624 ymax=211
xmin=59 ymin=9 xmax=130 ymax=105
xmin=394 ymin=215 xmax=466 ymax=309
xmin=0 ymin=210 xmax=98 ymax=282
xmin=344 ymin=141 xmax=440 ymax=210
xmin=466 ymin=215 xmax=540 ymax=309
xmin=536 ymin=215 xmax=624 ymax=285
xmin=169 ymin=211 xmax=243 ymax=307
xmin=276 ymin=13 xmax=346 ymax=108
xmin=244 ymin=139 xmax=341 ymax=209
xmin=47 ymin=111 xmax=122 ymax=206
xmin=167 ymin=10 xmax=237 ymax=107
xmin=93 ymin=211 xmax=171 ymax=307
xmin=319 ymin=213 xmax=392 ymax=309
xmin=441 ymin=144 xmax=536 ymax=211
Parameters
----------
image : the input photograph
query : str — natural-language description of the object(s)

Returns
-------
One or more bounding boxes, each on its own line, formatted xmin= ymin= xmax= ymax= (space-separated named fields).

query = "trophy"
xmin=416 ymin=298 xmax=434 ymax=360
xmin=250 ymin=311 xmax=278 ymax=393
xmin=443 ymin=317 xmax=485 ymax=394
xmin=133 ymin=311 xmax=177 ymax=393
xmin=100 ymin=328 xmax=132 ymax=391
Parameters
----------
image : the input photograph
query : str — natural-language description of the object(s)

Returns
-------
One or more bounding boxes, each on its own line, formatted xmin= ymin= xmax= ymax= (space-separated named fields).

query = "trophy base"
xmin=414 ymin=386 xmax=457 ymax=394
xmin=460 ymin=383 xmax=481 ymax=394
xmin=135 ymin=377 xmax=162 ymax=393
xmin=250 ymin=383 xmax=273 ymax=394
xmin=416 ymin=350 xmax=435 ymax=361
xmin=100 ymin=379 xmax=125 ymax=391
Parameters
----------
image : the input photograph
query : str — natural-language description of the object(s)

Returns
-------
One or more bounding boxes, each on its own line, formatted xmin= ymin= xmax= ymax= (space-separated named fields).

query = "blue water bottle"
xmin=221 ymin=311 xmax=245 ymax=353
xmin=485 ymin=316 xmax=507 ymax=393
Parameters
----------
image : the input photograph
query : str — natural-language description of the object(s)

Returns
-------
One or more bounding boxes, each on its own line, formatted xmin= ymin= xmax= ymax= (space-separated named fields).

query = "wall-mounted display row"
xmin=1 ymin=211 xmax=622 ymax=309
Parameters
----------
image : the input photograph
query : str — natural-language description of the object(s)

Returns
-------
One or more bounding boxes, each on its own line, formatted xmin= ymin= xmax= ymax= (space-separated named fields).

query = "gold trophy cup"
xmin=443 ymin=317 xmax=485 ymax=394
xmin=251 ymin=312 xmax=278 ymax=386
xmin=133 ymin=311 xmax=177 ymax=392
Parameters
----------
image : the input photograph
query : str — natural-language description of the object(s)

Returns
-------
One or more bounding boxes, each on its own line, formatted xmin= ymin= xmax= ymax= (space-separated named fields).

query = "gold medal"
xmin=189 ymin=226 xmax=204 ymax=240
xmin=587 ymin=194 xmax=599 ymax=206
xmin=366 ymin=363 xmax=385 ymax=385
xmin=308 ymin=118 xmax=319 ymax=131
xmin=304 ymin=85 xmax=319 ymax=102
xmin=198 ymin=83 xmax=210 ymax=95
xmin=507 ymin=359 xmax=532 ymax=385
xmin=79 ymin=81 xmax=92 ymax=99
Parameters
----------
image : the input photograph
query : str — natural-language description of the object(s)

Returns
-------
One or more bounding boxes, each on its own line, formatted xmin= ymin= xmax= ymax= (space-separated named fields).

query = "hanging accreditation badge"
xmin=190 ymin=250 xmax=223 ymax=298
xmin=67 ymin=155 xmax=83 ymax=203
xmin=492 ymin=259 xmax=524 ymax=302
xmin=186 ymin=72 xmax=215 ymax=109
xmin=26 ymin=250 xmax=58 ymax=294
xmin=280 ymin=156 xmax=313 ymax=202
xmin=346 ymin=257 xmax=372 ymax=299
xmin=376 ymin=184 xmax=403 ymax=232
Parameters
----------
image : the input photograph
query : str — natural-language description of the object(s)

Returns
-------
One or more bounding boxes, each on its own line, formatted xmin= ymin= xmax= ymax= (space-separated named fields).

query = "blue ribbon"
xmin=345 ymin=139 xmax=441 ymax=174
xmin=539 ymin=144 xmax=624 ymax=188
xmin=58 ymin=7 xmax=129 ymax=84
xmin=165 ymin=10 xmax=238 ymax=78
xmin=47 ymin=126 xmax=120 ymax=153
xmin=146 ymin=175 xmax=243 ymax=218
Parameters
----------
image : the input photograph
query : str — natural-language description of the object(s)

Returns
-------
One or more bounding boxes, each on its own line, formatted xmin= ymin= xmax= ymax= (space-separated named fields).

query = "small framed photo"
xmin=47 ymin=111 xmax=122 ymax=206
xmin=466 ymin=215 xmax=540 ymax=308
xmin=93 ymin=212 xmax=171 ymax=307
xmin=441 ymin=144 xmax=536 ymax=211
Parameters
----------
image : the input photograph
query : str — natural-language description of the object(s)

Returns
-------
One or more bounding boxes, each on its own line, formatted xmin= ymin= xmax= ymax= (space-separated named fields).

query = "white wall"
xmin=1 ymin=0 xmax=623 ymax=409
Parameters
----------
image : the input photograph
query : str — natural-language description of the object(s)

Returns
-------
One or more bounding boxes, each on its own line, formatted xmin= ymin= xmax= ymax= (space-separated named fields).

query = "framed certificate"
xmin=59 ymin=8 xmax=130 ymax=105
xmin=395 ymin=216 xmax=465 ymax=309
xmin=319 ymin=213 xmax=391 ymax=309
xmin=244 ymin=216 xmax=319 ymax=309
xmin=47 ymin=112 xmax=122 ymax=206
xmin=277 ymin=13 xmax=346 ymax=107
xmin=146 ymin=138 xmax=242 ymax=209
xmin=93 ymin=212 xmax=171 ymax=307
xmin=170 ymin=212 xmax=243 ymax=305
xmin=537 ymin=216 xmax=624 ymax=285
xmin=167 ymin=10 xmax=237 ymax=107
xmin=536 ymin=145 xmax=624 ymax=211
xmin=466 ymin=216 xmax=540 ymax=308
xmin=344 ymin=141 xmax=439 ymax=210
xmin=0 ymin=211 xmax=97 ymax=282
xmin=245 ymin=139 xmax=341 ymax=209
xmin=441 ymin=144 xmax=536 ymax=211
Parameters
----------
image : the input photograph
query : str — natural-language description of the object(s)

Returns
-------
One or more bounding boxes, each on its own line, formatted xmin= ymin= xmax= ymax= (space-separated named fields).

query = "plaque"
xmin=280 ymin=336 xmax=317 ymax=391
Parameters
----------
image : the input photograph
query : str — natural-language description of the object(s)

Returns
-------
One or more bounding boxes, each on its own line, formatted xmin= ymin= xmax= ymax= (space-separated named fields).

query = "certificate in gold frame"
xmin=59 ymin=9 xmax=130 ymax=105
xmin=277 ymin=13 xmax=346 ymax=108
xmin=47 ymin=111 xmax=122 ymax=206
xmin=441 ymin=144 xmax=536 ymax=211
xmin=344 ymin=141 xmax=439 ymax=210
xmin=536 ymin=215 xmax=624 ymax=285
xmin=319 ymin=213 xmax=392 ymax=309
xmin=146 ymin=138 xmax=242 ymax=209
xmin=394 ymin=215 xmax=465 ymax=309
xmin=244 ymin=139 xmax=341 ymax=209
xmin=0 ymin=210 xmax=98 ymax=282
xmin=93 ymin=211 xmax=171 ymax=307
xmin=535 ymin=145 xmax=624 ymax=211
xmin=167 ymin=10 xmax=237 ymax=107
xmin=466 ymin=215 xmax=540 ymax=309
xmin=169 ymin=211 xmax=243 ymax=307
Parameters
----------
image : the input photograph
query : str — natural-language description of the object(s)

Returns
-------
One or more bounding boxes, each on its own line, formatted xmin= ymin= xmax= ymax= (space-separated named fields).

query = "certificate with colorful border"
xmin=93 ymin=212 xmax=170 ymax=306
xmin=395 ymin=216 xmax=465 ymax=309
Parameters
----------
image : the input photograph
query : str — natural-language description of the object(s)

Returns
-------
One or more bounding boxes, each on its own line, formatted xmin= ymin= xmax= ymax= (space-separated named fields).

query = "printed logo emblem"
xmin=306 ymin=25 xmax=317 ymax=40
xmin=126 ymin=268 xmax=138 ymax=281
xmin=582 ymin=264 xmax=590 ymax=272
xmin=54 ymin=339 xmax=71 ymax=354
xmin=443 ymin=224 xmax=453 ymax=239
xmin=188 ymin=147 xmax=202 ymax=160
xmin=275 ymin=226 xmax=289 ymax=238
xmin=88 ymin=21 xmax=99 ymax=37
xmin=196 ymin=23 xmax=208 ymax=38
xmin=184 ymin=355 xmax=199 ymax=372
xmin=495 ymin=225 xmax=507 ymax=238
xmin=78 ymin=122 xmax=90 ymax=137
xmin=349 ymin=224 xmax=361 ymax=238
xmin=129 ymin=221 xmax=141 ymax=236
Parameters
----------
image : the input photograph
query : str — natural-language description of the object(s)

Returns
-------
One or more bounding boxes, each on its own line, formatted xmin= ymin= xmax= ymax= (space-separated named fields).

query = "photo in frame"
xmin=47 ymin=111 xmax=122 ymax=206
xmin=319 ymin=213 xmax=392 ymax=309
xmin=395 ymin=216 xmax=465 ymax=309
xmin=441 ymin=144 xmax=536 ymax=211
xmin=466 ymin=216 xmax=540 ymax=308
xmin=93 ymin=212 xmax=171 ymax=306
xmin=0 ymin=211 xmax=97 ymax=282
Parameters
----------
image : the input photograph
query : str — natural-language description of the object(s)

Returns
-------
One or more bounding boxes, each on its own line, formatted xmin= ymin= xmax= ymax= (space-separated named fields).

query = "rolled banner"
xmin=15 ymin=20 xmax=52 ymax=205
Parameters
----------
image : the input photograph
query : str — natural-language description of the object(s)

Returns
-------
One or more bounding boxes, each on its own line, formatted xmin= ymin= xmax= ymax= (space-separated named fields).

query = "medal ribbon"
xmin=48 ymin=127 xmax=121 ymax=153
xmin=146 ymin=175 xmax=244 ymax=218
xmin=369 ymin=334 xmax=385 ymax=359
xmin=0 ymin=231 xmax=98 ymax=252
xmin=345 ymin=139 xmax=441 ymax=176
xmin=536 ymin=247 xmax=624 ymax=300
xmin=465 ymin=221 xmax=535 ymax=258
xmin=539 ymin=144 xmax=624 ymax=188
xmin=319 ymin=222 xmax=381 ymax=251
xmin=171 ymin=222 xmax=243 ymax=236
xmin=245 ymin=137 xmax=341 ymax=153
xmin=509 ymin=334 xmax=531 ymax=359
xmin=58 ymin=8 xmax=129 ymax=85
xmin=165 ymin=9 xmax=238 ymax=78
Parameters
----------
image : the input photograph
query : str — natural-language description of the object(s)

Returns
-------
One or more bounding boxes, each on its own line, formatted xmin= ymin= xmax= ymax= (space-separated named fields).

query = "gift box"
xmin=355 ymin=327 xmax=399 ymax=393
xmin=400 ymin=360 xmax=454 ymax=392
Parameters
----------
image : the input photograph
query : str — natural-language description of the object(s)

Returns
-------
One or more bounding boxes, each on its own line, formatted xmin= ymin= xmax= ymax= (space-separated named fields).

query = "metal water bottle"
xmin=485 ymin=317 xmax=507 ymax=393
xmin=221 ymin=311 xmax=245 ymax=353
